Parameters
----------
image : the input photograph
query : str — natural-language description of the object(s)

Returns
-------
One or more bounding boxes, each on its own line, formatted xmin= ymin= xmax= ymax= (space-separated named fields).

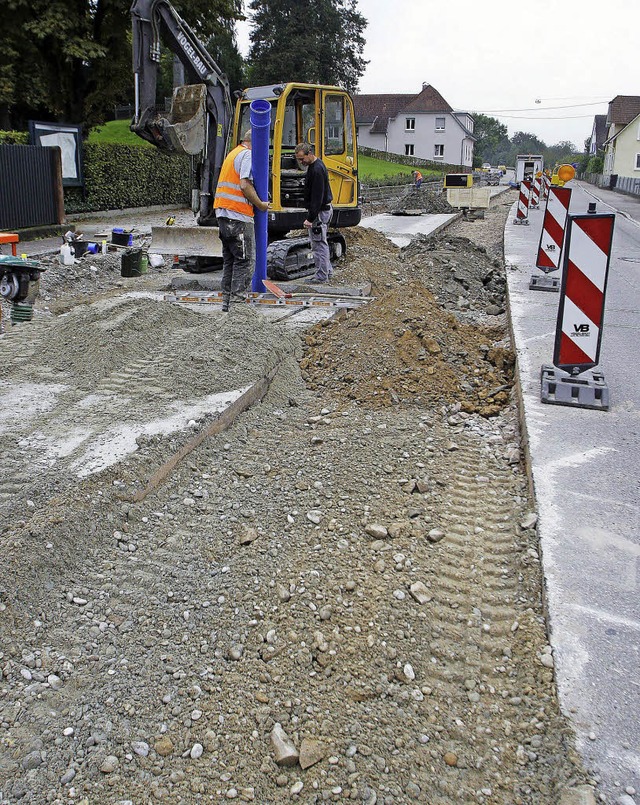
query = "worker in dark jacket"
xmin=295 ymin=143 xmax=333 ymax=283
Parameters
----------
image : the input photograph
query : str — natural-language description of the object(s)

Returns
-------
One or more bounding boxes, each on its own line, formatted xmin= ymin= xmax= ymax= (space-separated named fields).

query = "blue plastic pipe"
xmin=250 ymin=99 xmax=271 ymax=292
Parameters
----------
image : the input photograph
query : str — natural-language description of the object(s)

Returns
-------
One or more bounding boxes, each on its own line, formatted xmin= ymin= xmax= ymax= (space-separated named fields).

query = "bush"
xmin=0 ymin=130 xmax=28 ymax=144
xmin=64 ymin=143 xmax=192 ymax=213
xmin=586 ymin=155 xmax=603 ymax=174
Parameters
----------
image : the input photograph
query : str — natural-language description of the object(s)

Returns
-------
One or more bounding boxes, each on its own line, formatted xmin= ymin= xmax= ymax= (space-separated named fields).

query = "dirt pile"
xmin=392 ymin=187 xmax=455 ymax=215
xmin=401 ymin=235 xmax=506 ymax=314
xmin=301 ymin=286 xmax=513 ymax=415
xmin=302 ymin=221 xmax=514 ymax=416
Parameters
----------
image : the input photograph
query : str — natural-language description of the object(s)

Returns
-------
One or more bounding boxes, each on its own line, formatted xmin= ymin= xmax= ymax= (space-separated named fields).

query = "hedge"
xmin=65 ymin=143 xmax=192 ymax=213
xmin=0 ymin=130 xmax=28 ymax=144
xmin=0 ymin=131 xmax=191 ymax=213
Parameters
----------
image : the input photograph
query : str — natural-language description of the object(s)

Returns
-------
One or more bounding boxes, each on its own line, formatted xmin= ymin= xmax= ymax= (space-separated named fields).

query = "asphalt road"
xmin=505 ymin=180 xmax=640 ymax=802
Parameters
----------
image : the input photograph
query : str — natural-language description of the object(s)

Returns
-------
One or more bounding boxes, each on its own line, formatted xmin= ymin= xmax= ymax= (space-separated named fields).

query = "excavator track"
xmin=267 ymin=233 xmax=346 ymax=281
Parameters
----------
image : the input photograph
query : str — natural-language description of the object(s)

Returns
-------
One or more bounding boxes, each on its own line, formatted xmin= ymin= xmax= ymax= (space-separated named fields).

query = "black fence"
xmin=0 ymin=144 xmax=64 ymax=230
xmin=114 ymin=99 xmax=172 ymax=120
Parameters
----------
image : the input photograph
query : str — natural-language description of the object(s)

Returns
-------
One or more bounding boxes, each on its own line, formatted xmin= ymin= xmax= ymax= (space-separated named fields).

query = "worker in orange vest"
xmin=214 ymin=130 xmax=269 ymax=312
xmin=413 ymin=170 xmax=423 ymax=189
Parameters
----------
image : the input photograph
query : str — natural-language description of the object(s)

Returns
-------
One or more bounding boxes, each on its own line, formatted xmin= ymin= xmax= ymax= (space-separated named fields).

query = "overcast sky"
xmin=237 ymin=0 xmax=640 ymax=150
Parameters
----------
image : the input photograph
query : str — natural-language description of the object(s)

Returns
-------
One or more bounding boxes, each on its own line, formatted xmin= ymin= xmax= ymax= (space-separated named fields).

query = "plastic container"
xmin=60 ymin=243 xmax=74 ymax=265
xmin=112 ymin=228 xmax=134 ymax=247
xmin=72 ymin=240 xmax=89 ymax=258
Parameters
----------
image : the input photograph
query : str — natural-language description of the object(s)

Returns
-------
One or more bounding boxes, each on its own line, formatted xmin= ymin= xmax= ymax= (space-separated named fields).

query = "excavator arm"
xmin=130 ymin=0 xmax=232 ymax=223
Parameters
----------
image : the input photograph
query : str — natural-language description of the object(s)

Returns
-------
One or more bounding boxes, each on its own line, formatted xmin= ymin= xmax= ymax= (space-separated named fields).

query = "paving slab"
xmin=504 ymin=180 xmax=640 ymax=801
xmin=359 ymin=212 xmax=459 ymax=247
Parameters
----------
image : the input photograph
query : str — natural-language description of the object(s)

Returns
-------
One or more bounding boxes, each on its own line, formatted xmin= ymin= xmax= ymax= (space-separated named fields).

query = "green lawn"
xmin=88 ymin=118 xmax=152 ymax=147
xmin=88 ymin=120 xmax=437 ymax=182
xmin=357 ymin=154 xmax=439 ymax=183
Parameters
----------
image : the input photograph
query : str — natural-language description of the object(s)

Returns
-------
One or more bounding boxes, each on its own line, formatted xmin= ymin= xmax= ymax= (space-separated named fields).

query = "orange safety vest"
xmin=214 ymin=145 xmax=254 ymax=217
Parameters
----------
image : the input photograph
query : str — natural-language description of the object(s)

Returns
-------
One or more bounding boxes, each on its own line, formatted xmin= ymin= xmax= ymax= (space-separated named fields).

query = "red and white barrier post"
xmin=530 ymin=174 xmax=541 ymax=209
xmin=513 ymin=180 xmax=531 ymax=225
xmin=540 ymin=211 xmax=616 ymax=410
xmin=529 ymin=186 xmax=572 ymax=291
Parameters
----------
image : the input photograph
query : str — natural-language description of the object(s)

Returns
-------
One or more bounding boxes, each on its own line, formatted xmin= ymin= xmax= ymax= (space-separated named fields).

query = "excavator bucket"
xmin=162 ymin=84 xmax=207 ymax=155
xmin=133 ymin=84 xmax=207 ymax=156
xmin=150 ymin=226 xmax=223 ymax=257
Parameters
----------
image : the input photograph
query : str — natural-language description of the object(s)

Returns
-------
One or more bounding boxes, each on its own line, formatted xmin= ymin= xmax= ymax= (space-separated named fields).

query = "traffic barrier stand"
xmin=530 ymin=174 xmax=541 ymax=209
xmin=513 ymin=181 xmax=531 ymax=225
xmin=542 ymin=174 xmax=551 ymax=200
xmin=540 ymin=211 xmax=615 ymax=410
xmin=529 ymin=186 xmax=572 ymax=292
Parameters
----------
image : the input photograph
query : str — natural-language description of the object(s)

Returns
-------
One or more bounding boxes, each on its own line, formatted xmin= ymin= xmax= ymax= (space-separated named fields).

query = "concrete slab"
xmin=359 ymin=212 xmax=460 ymax=247
xmin=504 ymin=181 xmax=640 ymax=800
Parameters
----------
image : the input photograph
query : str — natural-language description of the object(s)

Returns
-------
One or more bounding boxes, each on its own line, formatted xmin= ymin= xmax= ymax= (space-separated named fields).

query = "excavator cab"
xmin=233 ymin=83 xmax=361 ymax=236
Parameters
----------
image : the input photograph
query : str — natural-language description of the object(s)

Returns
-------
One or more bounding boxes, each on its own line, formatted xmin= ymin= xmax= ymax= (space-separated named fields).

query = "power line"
xmin=493 ymin=113 xmax=597 ymax=120
xmin=481 ymin=101 xmax=607 ymax=113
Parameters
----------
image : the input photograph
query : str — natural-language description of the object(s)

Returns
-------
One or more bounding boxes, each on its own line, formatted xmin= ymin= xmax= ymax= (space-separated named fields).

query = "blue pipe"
xmin=250 ymin=99 xmax=271 ymax=292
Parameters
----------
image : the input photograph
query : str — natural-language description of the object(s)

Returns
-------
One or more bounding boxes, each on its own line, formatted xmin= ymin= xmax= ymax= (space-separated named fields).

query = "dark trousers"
xmin=217 ymin=217 xmax=255 ymax=307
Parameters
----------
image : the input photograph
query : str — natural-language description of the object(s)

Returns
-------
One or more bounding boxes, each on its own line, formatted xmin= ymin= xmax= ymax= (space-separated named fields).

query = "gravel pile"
xmin=0 ymin=191 xmax=597 ymax=804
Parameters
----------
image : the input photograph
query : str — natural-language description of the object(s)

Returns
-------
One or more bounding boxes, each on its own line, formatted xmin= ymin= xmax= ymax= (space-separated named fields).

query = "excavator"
xmin=130 ymin=0 xmax=361 ymax=278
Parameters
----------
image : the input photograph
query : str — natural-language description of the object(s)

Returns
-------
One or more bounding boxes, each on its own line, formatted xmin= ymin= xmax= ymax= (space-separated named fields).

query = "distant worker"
xmin=214 ymin=129 xmax=269 ymax=312
xmin=295 ymin=143 xmax=334 ymax=284
xmin=413 ymin=170 xmax=423 ymax=188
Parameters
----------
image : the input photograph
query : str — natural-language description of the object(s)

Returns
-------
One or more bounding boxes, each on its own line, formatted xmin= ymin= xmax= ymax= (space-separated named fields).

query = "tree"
xmin=246 ymin=0 xmax=368 ymax=93
xmin=0 ymin=0 xmax=243 ymax=132
xmin=511 ymin=130 xmax=546 ymax=154
xmin=471 ymin=113 xmax=510 ymax=166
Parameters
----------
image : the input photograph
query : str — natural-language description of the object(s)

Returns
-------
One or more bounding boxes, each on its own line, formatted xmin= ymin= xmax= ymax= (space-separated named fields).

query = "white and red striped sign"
xmin=531 ymin=175 xmax=541 ymax=208
xmin=536 ymin=186 xmax=572 ymax=271
xmin=542 ymin=174 xmax=551 ymax=200
xmin=553 ymin=213 xmax=615 ymax=372
xmin=516 ymin=181 xmax=531 ymax=220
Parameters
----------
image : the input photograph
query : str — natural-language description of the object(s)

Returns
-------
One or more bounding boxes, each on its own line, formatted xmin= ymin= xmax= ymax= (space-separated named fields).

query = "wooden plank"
xmin=128 ymin=363 xmax=280 ymax=503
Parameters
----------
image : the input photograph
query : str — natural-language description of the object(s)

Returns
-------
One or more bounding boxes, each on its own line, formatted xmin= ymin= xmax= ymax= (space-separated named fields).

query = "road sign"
xmin=530 ymin=175 xmax=541 ymax=208
xmin=514 ymin=181 xmax=531 ymax=224
xmin=541 ymin=211 xmax=616 ymax=411
xmin=552 ymin=212 xmax=615 ymax=373
xmin=536 ymin=186 xmax=572 ymax=271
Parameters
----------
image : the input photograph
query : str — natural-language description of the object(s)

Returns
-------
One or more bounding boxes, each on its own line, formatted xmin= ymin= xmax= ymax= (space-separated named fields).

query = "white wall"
xmin=356 ymin=112 xmax=473 ymax=167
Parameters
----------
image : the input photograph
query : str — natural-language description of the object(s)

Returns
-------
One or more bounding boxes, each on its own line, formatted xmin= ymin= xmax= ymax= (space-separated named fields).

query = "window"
xmin=435 ymin=116 xmax=445 ymax=130
xmin=635 ymin=153 xmax=640 ymax=170
xmin=324 ymin=95 xmax=345 ymax=155
xmin=434 ymin=144 xmax=444 ymax=158
xmin=405 ymin=144 xmax=415 ymax=156
xmin=405 ymin=117 xmax=415 ymax=131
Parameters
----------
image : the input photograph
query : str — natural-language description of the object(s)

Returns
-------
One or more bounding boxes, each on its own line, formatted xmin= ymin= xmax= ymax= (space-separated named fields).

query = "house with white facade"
xmin=588 ymin=114 xmax=607 ymax=156
xmin=603 ymin=95 xmax=640 ymax=180
xmin=352 ymin=83 xmax=475 ymax=169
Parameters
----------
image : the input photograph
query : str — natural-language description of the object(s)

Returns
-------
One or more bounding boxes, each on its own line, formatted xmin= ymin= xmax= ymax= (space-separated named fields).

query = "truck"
xmin=130 ymin=0 xmax=361 ymax=278
xmin=515 ymin=154 xmax=544 ymax=184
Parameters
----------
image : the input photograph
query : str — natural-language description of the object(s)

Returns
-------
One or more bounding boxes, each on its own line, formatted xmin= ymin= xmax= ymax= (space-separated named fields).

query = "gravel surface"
xmin=0 ymin=192 xmax=598 ymax=804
